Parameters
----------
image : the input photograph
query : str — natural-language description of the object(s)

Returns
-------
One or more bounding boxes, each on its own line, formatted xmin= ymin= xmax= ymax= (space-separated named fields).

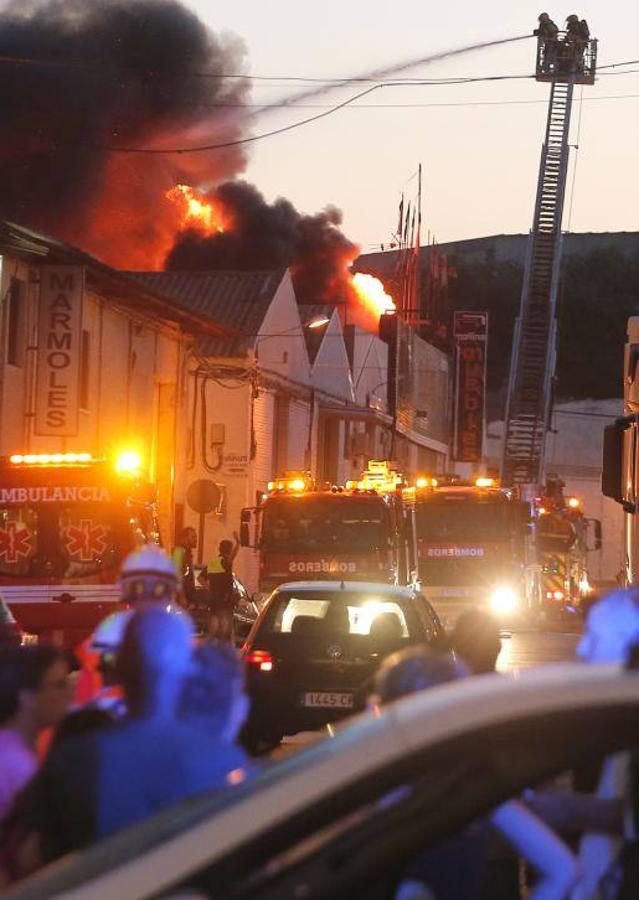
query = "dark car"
xmin=242 ymin=580 xmax=444 ymax=747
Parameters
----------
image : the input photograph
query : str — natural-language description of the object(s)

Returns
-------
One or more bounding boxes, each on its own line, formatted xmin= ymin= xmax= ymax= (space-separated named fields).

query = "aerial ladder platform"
xmin=501 ymin=31 xmax=597 ymax=488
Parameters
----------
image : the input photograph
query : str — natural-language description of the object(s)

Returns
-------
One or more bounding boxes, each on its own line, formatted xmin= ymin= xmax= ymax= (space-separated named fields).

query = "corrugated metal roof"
xmin=129 ymin=270 xmax=286 ymax=357
xmin=0 ymin=220 xmax=233 ymax=342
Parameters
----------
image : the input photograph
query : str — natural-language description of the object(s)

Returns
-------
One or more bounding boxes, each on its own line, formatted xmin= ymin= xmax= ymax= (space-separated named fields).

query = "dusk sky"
xmin=190 ymin=1 xmax=636 ymax=252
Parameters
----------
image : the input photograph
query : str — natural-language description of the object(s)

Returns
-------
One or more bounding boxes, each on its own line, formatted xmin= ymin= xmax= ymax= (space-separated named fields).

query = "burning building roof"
xmin=0 ymin=0 xmax=398 ymax=335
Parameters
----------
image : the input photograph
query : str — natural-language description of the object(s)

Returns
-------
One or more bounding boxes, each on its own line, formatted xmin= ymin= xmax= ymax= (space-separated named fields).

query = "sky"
xmin=189 ymin=1 xmax=638 ymax=253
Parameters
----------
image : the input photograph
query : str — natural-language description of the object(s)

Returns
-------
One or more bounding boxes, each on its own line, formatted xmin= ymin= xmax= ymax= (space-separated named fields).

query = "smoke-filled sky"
xmin=0 ymin=0 xmax=634 ymax=273
xmin=190 ymin=0 xmax=638 ymax=249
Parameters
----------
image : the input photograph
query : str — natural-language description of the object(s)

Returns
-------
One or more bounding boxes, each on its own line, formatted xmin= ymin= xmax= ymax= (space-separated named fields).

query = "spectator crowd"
xmin=0 ymin=543 xmax=638 ymax=898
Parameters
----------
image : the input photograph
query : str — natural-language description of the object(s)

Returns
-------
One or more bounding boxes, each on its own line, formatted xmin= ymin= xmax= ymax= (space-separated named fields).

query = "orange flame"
xmin=166 ymin=184 xmax=225 ymax=234
xmin=352 ymin=273 xmax=396 ymax=318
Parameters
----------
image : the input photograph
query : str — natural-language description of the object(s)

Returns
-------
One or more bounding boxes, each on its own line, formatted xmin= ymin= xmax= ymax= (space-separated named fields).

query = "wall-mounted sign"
xmin=35 ymin=266 xmax=84 ymax=436
xmin=223 ymin=453 xmax=249 ymax=476
xmin=453 ymin=311 xmax=488 ymax=463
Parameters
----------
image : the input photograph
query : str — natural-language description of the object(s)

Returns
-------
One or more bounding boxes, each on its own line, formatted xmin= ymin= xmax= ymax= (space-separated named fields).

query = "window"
xmin=79 ymin=329 xmax=90 ymax=409
xmin=264 ymin=592 xmax=410 ymax=638
xmin=262 ymin=496 xmax=391 ymax=553
xmin=6 ymin=278 xmax=25 ymax=367
xmin=416 ymin=496 xmax=511 ymax=541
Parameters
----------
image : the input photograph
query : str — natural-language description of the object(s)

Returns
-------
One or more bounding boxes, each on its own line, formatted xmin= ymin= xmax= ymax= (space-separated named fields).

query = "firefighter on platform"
xmin=201 ymin=533 xmax=240 ymax=642
xmin=565 ymin=14 xmax=589 ymax=71
xmin=533 ymin=12 xmax=559 ymax=72
xmin=172 ymin=526 xmax=198 ymax=606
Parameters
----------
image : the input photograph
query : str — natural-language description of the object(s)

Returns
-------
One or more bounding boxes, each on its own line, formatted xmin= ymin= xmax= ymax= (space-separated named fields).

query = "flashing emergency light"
xmin=567 ymin=497 xmax=581 ymax=509
xmin=9 ymin=452 xmax=94 ymax=466
xmin=415 ymin=476 xmax=438 ymax=489
xmin=115 ymin=450 xmax=142 ymax=476
xmin=268 ymin=472 xmax=313 ymax=493
xmin=475 ymin=477 xmax=496 ymax=489
xmin=356 ymin=460 xmax=404 ymax=494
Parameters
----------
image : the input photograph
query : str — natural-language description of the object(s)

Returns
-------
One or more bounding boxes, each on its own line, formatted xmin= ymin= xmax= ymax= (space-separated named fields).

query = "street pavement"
xmin=497 ymin=627 xmax=581 ymax=673
xmin=275 ymin=627 xmax=582 ymax=756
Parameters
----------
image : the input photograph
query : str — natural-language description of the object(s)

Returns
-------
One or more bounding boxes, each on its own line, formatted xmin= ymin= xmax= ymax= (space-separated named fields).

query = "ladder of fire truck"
xmin=501 ymin=77 xmax=575 ymax=488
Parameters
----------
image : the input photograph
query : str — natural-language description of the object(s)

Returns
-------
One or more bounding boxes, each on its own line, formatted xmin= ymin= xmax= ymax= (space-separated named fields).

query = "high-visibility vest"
xmin=206 ymin=556 xmax=226 ymax=575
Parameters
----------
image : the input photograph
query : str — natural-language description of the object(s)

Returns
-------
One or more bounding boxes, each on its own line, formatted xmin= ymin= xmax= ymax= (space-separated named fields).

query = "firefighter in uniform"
xmin=75 ymin=545 xmax=184 ymax=706
xmin=534 ymin=13 xmax=559 ymax=72
xmin=202 ymin=533 xmax=240 ymax=642
xmin=565 ymin=14 xmax=590 ymax=72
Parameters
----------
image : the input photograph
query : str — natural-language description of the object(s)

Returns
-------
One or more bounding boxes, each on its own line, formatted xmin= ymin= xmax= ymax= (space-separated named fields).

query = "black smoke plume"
xmin=166 ymin=180 xmax=360 ymax=305
xmin=0 ymin=0 xmax=249 ymax=266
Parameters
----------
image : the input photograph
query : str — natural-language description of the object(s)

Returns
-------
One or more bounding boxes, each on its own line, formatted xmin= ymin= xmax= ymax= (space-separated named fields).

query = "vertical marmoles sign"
xmin=35 ymin=266 xmax=84 ymax=436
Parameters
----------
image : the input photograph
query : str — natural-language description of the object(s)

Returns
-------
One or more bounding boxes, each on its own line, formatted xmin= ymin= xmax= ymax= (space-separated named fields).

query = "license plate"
xmin=302 ymin=691 xmax=354 ymax=709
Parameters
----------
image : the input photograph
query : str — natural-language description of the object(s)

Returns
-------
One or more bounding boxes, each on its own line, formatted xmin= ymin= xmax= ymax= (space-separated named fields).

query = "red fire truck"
xmin=410 ymin=476 xmax=539 ymax=627
xmin=0 ymin=451 xmax=159 ymax=648
xmin=240 ymin=462 xmax=418 ymax=594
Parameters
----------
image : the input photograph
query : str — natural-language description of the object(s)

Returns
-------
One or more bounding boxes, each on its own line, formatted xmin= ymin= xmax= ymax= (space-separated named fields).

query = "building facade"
xmin=137 ymin=269 xmax=452 ymax=589
xmin=0 ymin=222 xmax=229 ymax=545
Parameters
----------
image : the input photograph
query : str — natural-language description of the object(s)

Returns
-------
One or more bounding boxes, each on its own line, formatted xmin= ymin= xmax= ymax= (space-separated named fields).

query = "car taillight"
xmin=245 ymin=649 xmax=275 ymax=673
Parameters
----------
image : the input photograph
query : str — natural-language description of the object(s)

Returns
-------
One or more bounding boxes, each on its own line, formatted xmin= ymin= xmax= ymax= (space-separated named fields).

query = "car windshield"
xmin=416 ymin=495 xmax=511 ymax=542
xmin=262 ymin=497 xmax=391 ymax=553
xmin=0 ymin=502 xmax=152 ymax=579
xmin=262 ymin=591 xmax=410 ymax=638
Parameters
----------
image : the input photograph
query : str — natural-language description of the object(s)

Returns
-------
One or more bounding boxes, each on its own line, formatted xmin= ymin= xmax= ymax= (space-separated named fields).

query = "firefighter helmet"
xmin=119 ymin=544 xmax=180 ymax=606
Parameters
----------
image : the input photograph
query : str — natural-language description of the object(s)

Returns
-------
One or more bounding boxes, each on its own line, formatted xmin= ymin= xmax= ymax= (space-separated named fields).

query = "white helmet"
xmin=119 ymin=544 xmax=179 ymax=606
xmin=90 ymin=610 xmax=133 ymax=654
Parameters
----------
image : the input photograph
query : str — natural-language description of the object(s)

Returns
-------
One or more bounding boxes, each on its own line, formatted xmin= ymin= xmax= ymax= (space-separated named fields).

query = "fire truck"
xmin=409 ymin=476 xmax=540 ymax=627
xmin=240 ymin=461 xmax=418 ymax=594
xmin=534 ymin=477 xmax=593 ymax=619
xmin=0 ymin=451 xmax=159 ymax=648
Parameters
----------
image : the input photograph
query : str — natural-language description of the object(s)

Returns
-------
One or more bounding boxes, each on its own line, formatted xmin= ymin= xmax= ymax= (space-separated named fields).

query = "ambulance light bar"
xmin=9 ymin=452 xmax=95 ymax=466
xmin=268 ymin=472 xmax=314 ymax=493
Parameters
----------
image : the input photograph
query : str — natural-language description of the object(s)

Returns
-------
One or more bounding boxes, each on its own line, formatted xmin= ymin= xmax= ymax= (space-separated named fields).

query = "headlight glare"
xmin=489 ymin=585 xmax=519 ymax=616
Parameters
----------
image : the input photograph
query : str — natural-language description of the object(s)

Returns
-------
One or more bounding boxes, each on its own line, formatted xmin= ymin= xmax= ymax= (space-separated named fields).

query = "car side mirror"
xmin=586 ymin=518 xmax=603 ymax=552
xmin=516 ymin=501 xmax=532 ymax=532
xmin=602 ymin=417 xmax=634 ymax=511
